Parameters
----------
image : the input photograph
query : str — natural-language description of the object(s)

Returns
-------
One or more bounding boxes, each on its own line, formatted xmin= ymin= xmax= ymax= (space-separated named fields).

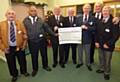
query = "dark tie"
xmin=102 ymin=18 xmax=106 ymax=23
xmin=10 ymin=22 xmax=16 ymax=42
xmin=84 ymin=15 xmax=87 ymax=22
xmin=33 ymin=17 xmax=36 ymax=24
xmin=70 ymin=16 xmax=73 ymax=23
xmin=56 ymin=16 xmax=59 ymax=24
xmin=56 ymin=16 xmax=59 ymax=21
xmin=97 ymin=13 xmax=99 ymax=19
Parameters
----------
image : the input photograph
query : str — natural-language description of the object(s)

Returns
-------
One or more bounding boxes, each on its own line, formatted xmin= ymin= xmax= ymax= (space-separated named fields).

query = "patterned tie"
xmin=10 ymin=22 xmax=16 ymax=42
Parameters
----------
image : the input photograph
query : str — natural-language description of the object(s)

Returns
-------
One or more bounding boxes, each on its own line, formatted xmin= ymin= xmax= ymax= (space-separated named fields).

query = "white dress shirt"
xmin=95 ymin=13 xmax=102 ymax=20
xmin=29 ymin=16 xmax=38 ymax=24
xmin=8 ymin=21 xmax=17 ymax=46
xmin=83 ymin=14 xmax=89 ymax=22
xmin=55 ymin=15 xmax=60 ymax=21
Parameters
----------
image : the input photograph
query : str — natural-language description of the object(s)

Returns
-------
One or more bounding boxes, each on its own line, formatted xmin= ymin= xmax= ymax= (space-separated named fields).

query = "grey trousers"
xmin=77 ymin=44 xmax=91 ymax=66
xmin=98 ymin=48 xmax=113 ymax=75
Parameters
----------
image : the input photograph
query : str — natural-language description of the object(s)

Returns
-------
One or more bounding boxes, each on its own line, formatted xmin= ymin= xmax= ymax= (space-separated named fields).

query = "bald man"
xmin=95 ymin=6 xmax=119 ymax=80
xmin=23 ymin=5 xmax=56 ymax=77
xmin=64 ymin=8 xmax=77 ymax=64
xmin=0 ymin=9 xmax=29 ymax=82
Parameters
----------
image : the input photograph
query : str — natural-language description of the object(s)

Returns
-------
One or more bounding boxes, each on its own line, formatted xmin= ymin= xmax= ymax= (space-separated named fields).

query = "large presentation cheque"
xmin=58 ymin=27 xmax=82 ymax=44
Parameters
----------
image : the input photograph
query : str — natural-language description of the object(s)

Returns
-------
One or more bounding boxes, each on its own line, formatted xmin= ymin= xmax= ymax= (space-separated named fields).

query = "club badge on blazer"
xmin=105 ymin=28 xmax=110 ymax=32
xmin=73 ymin=24 xmax=76 ymax=27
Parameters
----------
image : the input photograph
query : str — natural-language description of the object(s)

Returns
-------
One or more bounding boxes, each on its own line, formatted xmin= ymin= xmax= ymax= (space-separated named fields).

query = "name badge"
xmin=60 ymin=23 xmax=63 ymax=26
xmin=73 ymin=24 xmax=76 ymax=27
xmin=89 ymin=21 xmax=93 ymax=25
xmin=39 ymin=34 xmax=43 ymax=37
xmin=105 ymin=29 xmax=110 ymax=32
xmin=18 ymin=30 xmax=22 ymax=34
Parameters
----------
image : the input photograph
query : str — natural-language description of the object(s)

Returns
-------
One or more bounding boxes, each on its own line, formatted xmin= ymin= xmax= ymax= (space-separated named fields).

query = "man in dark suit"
xmin=64 ymin=8 xmax=77 ymax=64
xmin=23 ymin=6 xmax=56 ymax=77
xmin=90 ymin=2 xmax=120 ymax=64
xmin=0 ymin=9 xmax=29 ymax=82
xmin=95 ymin=6 xmax=119 ymax=80
xmin=90 ymin=2 xmax=103 ymax=64
xmin=76 ymin=4 xmax=95 ymax=71
xmin=47 ymin=6 xmax=65 ymax=68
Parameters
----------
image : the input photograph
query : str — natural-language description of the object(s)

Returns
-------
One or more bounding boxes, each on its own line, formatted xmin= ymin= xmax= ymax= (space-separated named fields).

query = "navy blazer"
xmin=95 ymin=16 xmax=119 ymax=51
xmin=76 ymin=14 xmax=96 ymax=44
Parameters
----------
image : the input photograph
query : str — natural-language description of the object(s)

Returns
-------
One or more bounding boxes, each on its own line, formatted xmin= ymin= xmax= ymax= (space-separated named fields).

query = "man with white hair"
xmin=90 ymin=2 xmax=120 ymax=64
xmin=76 ymin=4 xmax=96 ymax=71
xmin=64 ymin=8 xmax=77 ymax=64
xmin=0 ymin=9 xmax=29 ymax=82
xmin=47 ymin=6 xmax=65 ymax=68
xmin=95 ymin=5 xmax=119 ymax=80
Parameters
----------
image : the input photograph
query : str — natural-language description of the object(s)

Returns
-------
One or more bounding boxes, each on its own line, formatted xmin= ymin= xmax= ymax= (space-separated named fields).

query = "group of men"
xmin=0 ymin=2 xmax=120 ymax=82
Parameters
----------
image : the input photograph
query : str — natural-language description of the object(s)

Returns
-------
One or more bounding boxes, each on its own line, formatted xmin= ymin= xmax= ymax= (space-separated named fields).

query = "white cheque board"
xmin=58 ymin=27 xmax=82 ymax=44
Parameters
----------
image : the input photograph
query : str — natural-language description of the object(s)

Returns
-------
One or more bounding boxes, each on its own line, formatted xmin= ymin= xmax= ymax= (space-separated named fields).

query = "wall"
xmin=0 ymin=0 xmax=10 ymax=21
xmin=24 ymin=0 xmax=48 ymax=4
xmin=48 ymin=0 xmax=103 ymax=10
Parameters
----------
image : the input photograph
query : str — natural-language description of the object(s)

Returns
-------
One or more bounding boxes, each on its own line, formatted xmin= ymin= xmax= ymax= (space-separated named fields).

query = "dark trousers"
xmin=51 ymin=37 xmax=65 ymax=65
xmin=28 ymin=39 xmax=48 ymax=71
xmin=5 ymin=46 xmax=27 ymax=77
xmin=90 ymin=35 xmax=95 ymax=63
xmin=64 ymin=44 xmax=77 ymax=63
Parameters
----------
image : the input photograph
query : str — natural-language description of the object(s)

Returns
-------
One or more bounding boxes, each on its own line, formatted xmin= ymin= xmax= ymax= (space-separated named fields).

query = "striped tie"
xmin=10 ymin=22 xmax=16 ymax=42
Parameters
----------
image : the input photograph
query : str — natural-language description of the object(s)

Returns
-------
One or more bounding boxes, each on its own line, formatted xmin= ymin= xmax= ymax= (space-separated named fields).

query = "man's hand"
xmin=103 ymin=44 xmax=109 ymax=49
xmin=81 ymin=25 xmax=88 ymax=30
xmin=54 ymin=26 xmax=58 ymax=32
xmin=112 ymin=17 xmax=120 ymax=24
xmin=55 ymin=33 xmax=59 ymax=36
xmin=4 ymin=48 xmax=9 ymax=54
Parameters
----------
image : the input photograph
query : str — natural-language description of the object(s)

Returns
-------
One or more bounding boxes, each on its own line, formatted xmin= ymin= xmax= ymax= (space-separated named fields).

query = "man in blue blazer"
xmin=76 ymin=4 xmax=96 ymax=71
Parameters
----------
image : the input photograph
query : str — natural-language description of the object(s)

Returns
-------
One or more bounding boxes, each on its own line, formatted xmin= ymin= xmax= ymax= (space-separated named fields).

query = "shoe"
xmin=90 ymin=62 xmax=94 ymax=64
xmin=96 ymin=69 xmax=104 ymax=73
xmin=43 ymin=66 xmax=52 ymax=71
xmin=104 ymin=74 xmax=110 ymax=80
xmin=60 ymin=64 xmax=65 ymax=68
xmin=11 ymin=77 xmax=17 ymax=82
xmin=87 ymin=66 xmax=92 ymax=71
xmin=90 ymin=60 xmax=94 ymax=64
xmin=23 ymin=72 xmax=30 ymax=77
xmin=52 ymin=64 xmax=57 ymax=68
xmin=32 ymin=70 xmax=38 ymax=77
xmin=76 ymin=64 xmax=83 ymax=68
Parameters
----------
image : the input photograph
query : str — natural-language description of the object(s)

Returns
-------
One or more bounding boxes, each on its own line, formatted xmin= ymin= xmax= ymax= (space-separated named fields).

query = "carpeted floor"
xmin=0 ymin=48 xmax=120 ymax=82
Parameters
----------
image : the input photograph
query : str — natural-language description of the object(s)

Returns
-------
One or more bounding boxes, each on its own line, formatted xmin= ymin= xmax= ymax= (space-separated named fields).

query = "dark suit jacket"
xmin=95 ymin=15 xmax=119 ymax=51
xmin=23 ymin=16 xmax=55 ymax=43
xmin=76 ymin=14 xmax=96 ymax=44
xmin=47 ymin=15 xmax=65 ymax=43
xmin=47 ymin=15 xmax=65 ymax=32
xmin=64 ymin=16 xmax=77 ymax=27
